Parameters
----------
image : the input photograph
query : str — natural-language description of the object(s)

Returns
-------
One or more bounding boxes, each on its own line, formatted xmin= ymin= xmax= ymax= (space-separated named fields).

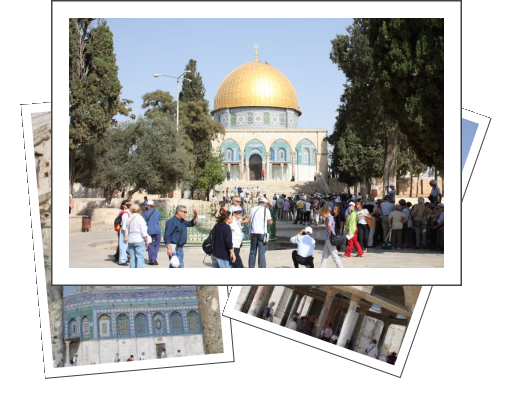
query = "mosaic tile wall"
xmin=213 ymin=106 xmax=299 ymax=129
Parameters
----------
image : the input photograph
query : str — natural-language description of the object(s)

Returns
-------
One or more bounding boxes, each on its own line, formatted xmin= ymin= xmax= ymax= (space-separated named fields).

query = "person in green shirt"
xmin=344 ymin=202 xmax=364 ymax=257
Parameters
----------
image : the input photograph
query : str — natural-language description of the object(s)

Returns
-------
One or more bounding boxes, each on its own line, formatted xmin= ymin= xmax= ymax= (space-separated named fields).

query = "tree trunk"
xmin=196 ymin=286 xmax=224 ymax=354
xmin=383 ymin=126 xmax=398 ymax=198
xmin=104 ymin=187 xmax=113 ymax=205
xmin=361 ymin=176 xmax=367 ymax=198
xmin=416 ymin=176 xmax=419 ymax=197
xmin=125 ymin=187 xmax=141 ymax=201
xmin=69 ymin=150 xmax=76 ymax=194
xmin=410 ymin=175 xmax=413 ymax=197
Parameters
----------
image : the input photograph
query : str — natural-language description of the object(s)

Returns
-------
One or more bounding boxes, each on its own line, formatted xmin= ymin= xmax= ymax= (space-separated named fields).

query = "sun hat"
xmin=304 ymin=226 xmax=313 ymax=234
xmin=147 ymin=200 xmax=155 ymax=205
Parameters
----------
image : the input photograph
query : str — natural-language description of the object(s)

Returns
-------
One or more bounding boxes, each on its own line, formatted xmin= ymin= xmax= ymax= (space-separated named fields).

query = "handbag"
xmin=330 ymin=232 xmax=344 ymax=246
xmin=366 ymin=215 xmax=375 ymax=228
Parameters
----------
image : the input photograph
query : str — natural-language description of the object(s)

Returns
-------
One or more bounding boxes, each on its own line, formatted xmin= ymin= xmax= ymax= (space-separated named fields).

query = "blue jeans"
xmin=233 ymin=248 xmax=244 ymax=268
xmin=128 ymin=241 xmax=146 ymax=268
xmin=168 ymin=247 xmax=184 ymax=268
xmin=147 ymin=234 xmax=161 ymax=262
xmin=249 ymin=234 xmax=267 ymax=268
xmin=211 ymin=255 xmax=232 ymax=268
xmin=119 ymin=233 xmax=129 ymax=264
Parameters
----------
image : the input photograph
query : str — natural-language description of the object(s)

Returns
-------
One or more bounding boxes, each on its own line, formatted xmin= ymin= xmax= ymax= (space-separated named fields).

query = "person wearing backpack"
xmin=211 ymin=210 xmax=236 ymax=268
xmin=143 ymin=200 xmax=161 ymax=265
xmin=164 ymin=205 xmax=198 ymax=268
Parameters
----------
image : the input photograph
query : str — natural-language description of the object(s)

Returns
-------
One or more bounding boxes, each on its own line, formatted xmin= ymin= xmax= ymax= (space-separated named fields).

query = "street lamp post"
xmin=153 ymin=70 xmax=192 ymax=130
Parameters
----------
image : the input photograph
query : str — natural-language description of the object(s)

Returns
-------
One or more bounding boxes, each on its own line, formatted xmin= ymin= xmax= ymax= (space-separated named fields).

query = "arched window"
xmin=153 ymin=313 xmax=165 ymax=335
xmin=226 ymin=148 xmax=233 ymax=161
xmin=279 ymin=149 xmax=285 ymax=161
xmin=187 ymin=311 xmax=201 ymax=333
xmin=304 ymin=148 xmax=309 ymax=164
xmin=99 ymin=314 xmax=111 ymax=338
xmin=117 ymin=314 xmax=129 ymax=337
xmin=135 ymin=313 xmax=148 ymax=337
xmin=170 ymin=312 xmax=183 ymax=333
xmin=82 ymin=317 xmax=90 ymax=336
xmin=69 ymin=319 xmax=77 ymax=337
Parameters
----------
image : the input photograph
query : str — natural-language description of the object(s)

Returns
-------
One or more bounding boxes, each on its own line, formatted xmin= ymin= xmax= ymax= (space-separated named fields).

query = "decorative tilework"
xmin=254 ymin=112 xmax=263 ymax=125
xmin=230 ymin=114 xmax=236 ymax=126
xmin=221 ymin=114 xmax=228 ymax=126
xmin=247 ymin=112 xmax=253 ymax=125
xmin=237 ymin=113 xmax=246 ymax=125
xmin=288 ymin=114 xmax=294 ymax=126
xmin=280 ymin=113 xmax=285 ymax=126
xmin=264 ymin=112 xmax=270 ymax=125
xmin=271 ymin=113 xmax=279 ymax=125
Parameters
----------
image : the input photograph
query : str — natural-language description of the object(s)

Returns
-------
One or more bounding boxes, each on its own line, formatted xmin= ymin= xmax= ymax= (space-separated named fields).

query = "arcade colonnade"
xmin=236 ymin=286 xmax=421 ymax=359
xmin=213 ymin=129 xmax=329 ymax=182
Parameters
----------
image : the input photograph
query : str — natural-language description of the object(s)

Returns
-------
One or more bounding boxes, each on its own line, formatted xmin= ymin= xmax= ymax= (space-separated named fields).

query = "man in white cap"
xmin=290 ymin=227 xmax=316 ymax=268
xmin=143 ymin=200 xmax=161 ymax=265
xmin=248 ymin=197 xmax=273 ymax=268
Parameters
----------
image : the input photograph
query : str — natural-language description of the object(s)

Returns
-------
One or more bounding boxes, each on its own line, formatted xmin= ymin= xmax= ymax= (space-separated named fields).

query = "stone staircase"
xmin=214 ymin=178 xmax=330 ymax=197
xmin=89 ymin=208 xmax=120 ymax=233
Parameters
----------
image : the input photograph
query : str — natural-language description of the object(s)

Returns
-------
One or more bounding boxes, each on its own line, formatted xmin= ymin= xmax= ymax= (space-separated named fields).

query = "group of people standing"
xmin=114 ymin=200 xmax=198 ymax=268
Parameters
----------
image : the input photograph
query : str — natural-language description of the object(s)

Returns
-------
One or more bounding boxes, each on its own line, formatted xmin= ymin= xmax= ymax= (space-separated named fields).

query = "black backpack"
xmin=202 ymin=224 xmax=216 ymax=255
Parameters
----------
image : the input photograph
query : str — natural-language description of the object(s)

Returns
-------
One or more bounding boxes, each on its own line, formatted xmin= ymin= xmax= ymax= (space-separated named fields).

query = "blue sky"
xmin=462 ymin=118 xmax=479 ymax=169
xmin=106 ymin=18 xmax=353 ymax=132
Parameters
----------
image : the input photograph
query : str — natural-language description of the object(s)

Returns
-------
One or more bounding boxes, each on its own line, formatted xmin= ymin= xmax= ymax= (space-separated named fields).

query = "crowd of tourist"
xmin=111 ymin=179 xmax=443 ymax=268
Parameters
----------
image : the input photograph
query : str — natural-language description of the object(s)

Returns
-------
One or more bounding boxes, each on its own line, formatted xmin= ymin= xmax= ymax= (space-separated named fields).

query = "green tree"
xmin=330 ymin=19 xmax=400 ymax=194
xmin=79 ymin=123 xmax=135 ymax=204
xmin=69 ymin=18 xmax=133 ymax=191
xmin=180 ymin=59 xmax=207 ymax=102
xmin=368 ymin=18 xmax=444 ymax=170
xmin=125 ymin=114 xmax=195 ymax=199
xmin=195 ymin=153 xmax=226 ymax=201
xmin=179 ymin=99 xmax=225 ymax=171
xmin=141 ymin=90 xmax=176 ymax=118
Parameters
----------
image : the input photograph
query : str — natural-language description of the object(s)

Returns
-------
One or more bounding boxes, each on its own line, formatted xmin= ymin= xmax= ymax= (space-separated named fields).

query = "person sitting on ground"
xmin=290 ymin=227 xmax=316 ymax=268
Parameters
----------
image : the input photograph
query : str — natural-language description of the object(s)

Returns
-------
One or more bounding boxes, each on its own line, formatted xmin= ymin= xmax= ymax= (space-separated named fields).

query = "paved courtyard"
xmin=69 ymin=220 xmax=444 ymax=268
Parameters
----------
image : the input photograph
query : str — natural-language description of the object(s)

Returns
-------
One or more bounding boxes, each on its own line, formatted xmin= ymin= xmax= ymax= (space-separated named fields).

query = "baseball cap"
xmin=304 ymin=227 xmax=313 ymax=234
xmin=170 ymin=256 xmax=180 ymax=268
xmin=348 ymin=202 xmax=355 ymax=206
xmin=390 ymin=184 xmax=395 ymax=187
xmin=232 ymin=207 xmax=243 ymax=213
xmin=147 ymin=200 xmax=155 ymax=205
xmin=259 ymin=197 xmax=267 ymax=203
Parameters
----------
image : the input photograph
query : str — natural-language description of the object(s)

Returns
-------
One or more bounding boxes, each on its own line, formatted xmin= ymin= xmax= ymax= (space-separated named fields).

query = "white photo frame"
xmin=462 ymin=108 xmax=491 ymax=200
xmin=53 ymin=2 xmax=460 ymax=284
xmin=22 ymin=103 xmax=234 ymax=378
xmin=223 ymin=286 xmax=432 ymax=377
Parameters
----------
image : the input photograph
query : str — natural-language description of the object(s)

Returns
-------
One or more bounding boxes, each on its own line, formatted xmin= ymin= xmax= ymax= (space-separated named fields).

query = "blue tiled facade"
xmin=213 ymin=107 xmax=299 ymax=129
xmin=64 ymin=286 xmax=202 ymax=341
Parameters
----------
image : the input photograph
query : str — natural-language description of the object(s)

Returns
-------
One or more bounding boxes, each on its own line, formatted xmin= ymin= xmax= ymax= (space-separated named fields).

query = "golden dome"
xmin=212 ymin=61 xmax=301 ymax=115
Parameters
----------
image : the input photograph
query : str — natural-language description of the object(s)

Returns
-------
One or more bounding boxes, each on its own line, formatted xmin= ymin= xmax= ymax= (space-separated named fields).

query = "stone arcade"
xmin=236 ymin=286 xmax=421 ymax=360
xmin=211 ymin=45 xmax=329 ymax=182
xmin=63 ymin=286 xmax=205 ymax=366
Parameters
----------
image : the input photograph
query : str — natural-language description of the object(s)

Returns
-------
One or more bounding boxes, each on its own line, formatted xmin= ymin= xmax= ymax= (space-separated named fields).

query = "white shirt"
xmin=249 ymin=206 xmax=272 ymax=234
xmin=365 ymin=344 xmax=379 ymax=359
xmin=126 ymin=213 xmax=148 ymax=243
xmin=230 ymin=219 xmax=244 ymax=248
xmin=240 ymin=191 xmax=245 ymax=198
xmin=431 ymin=186 xmax=441 ymax=197
xmin=321 ymin=327 xmax=333 ymax=339
xmin=357 ymin=209 xmax=369 ymax=224
xmin=120 ymin=210 xmax=131 ymax=232
xmin=286 ymin=321 xmax=298 ymax=330
xmin=212 ymin=196 xmax=218 ymax=204
xmin=305 ymin=202 xmax=311 ymax=212
xmin=290 ymin=234 xmax=316 ymax=257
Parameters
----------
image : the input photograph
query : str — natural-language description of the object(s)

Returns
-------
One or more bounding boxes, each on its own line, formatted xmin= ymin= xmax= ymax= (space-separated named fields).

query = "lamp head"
xmin=153 ymin=74 xmax=161 ymax=77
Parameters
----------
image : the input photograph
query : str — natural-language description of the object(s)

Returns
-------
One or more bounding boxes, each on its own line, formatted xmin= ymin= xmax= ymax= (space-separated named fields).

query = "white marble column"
xmin=240 ymin=153 xmax=245 ymax=181
xmin=235 ymin=286 xmax=252 ymax=311
xmin=64 ymin=340 xmax=71 ymax=367
xmin=349 ymin=305 xmax=369 ymax=349
xmin=248 ymin=286 xmax=275 ymax=318
xmin=246 ymin=160 xmax=250 ymax=181
xmin=313 ymin=287 xmax=336 ymax=337
xmin=291 ymin=152 xmax=296 ymax=179
xmin=280 ymin=290 xmax=298 ymax=326
xmin=337 ymin=295 xmax=360 ymax=348
xmin=280 ymin=163 xmax=284 ymax=180
xmin=265 ymin=152 xmax=271 ymax=180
